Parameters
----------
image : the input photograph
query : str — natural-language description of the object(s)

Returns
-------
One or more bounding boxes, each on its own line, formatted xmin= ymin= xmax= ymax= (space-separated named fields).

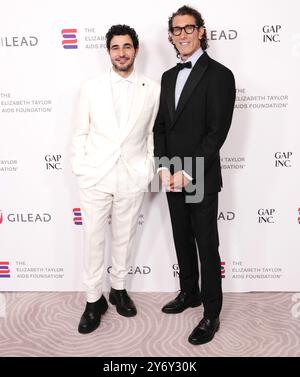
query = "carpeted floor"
xmin=0 ymin=292 xmax=299 ymax=357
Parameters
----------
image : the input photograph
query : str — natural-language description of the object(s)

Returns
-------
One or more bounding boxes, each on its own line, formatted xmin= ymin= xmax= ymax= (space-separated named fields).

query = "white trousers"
xmin=79 ymin=158 xmax=144 ymax=303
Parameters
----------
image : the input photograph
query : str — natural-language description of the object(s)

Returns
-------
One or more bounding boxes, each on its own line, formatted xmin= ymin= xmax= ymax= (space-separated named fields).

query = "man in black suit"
xmin=154 ymin=5 xmax=235 ymax=344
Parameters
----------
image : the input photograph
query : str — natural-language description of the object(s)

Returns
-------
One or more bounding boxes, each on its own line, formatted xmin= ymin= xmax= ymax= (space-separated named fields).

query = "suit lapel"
xmin=172 ymin=52 xmax=209 ymax=126
xmin=165 ymin=67 xmax=178 ymax=124
xmin=120 ymin=72 xmax=146 ymax=141
xmin=101 ymin=74 xmax=119 ymax=132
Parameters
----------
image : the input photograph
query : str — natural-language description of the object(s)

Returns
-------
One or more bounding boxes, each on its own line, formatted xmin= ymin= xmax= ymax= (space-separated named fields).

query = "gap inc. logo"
xmin=73 ymin=208 xmax=82 ymax=225
xmin=221 ymin=261 xmax=225 ymax=279
xmin=0 ymin=262 xmax=10 ymax=278
xmin=61 ymin=29 xmax=78 ymax=49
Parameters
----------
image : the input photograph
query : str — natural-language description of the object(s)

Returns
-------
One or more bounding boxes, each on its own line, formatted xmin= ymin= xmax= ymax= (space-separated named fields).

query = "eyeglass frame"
xmin=170 ymin=24 xmax=200 ymax=36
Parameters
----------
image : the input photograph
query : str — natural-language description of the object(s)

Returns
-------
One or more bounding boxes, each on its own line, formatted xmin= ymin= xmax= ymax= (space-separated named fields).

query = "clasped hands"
xmin=159 ymin=169 xmax=190 ymax=192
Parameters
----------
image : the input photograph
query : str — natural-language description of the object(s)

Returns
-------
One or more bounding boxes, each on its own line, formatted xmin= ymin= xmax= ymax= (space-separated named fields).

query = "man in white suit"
xmin=71 ymin=24 xmax=160 ymax=334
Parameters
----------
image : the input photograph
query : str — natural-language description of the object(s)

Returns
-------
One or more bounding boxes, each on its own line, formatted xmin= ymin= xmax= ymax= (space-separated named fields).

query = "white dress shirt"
xmin=110 ymin=68 xmax=135 ymax=127
xmin=175 ymin=47 xmax=203 ymax=108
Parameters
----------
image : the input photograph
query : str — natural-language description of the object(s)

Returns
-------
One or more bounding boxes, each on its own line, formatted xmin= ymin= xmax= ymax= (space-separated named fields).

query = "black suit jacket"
xmin=154 ymin=52 xmax=236 ymax=194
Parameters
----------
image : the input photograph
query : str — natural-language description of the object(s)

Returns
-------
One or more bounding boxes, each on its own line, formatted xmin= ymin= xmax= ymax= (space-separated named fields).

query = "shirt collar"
xmin=180 ymin=47 xmax=203 ymax=68
xmin=110 ymin=68 xmax=136 ymax=84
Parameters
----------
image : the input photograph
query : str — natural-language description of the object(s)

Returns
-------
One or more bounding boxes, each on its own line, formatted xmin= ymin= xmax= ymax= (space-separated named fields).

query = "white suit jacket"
xmin=71 ymin=72 xmax=160 ymax=189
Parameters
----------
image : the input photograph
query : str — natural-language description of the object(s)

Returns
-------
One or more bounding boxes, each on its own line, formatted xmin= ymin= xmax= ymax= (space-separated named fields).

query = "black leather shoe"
xmin=188 ymin=317 xmax=220 ymax=345
xmin=78 ymin=295 xmax=108 ymax=334
xmin=162 ymin=291 xmax=202 ymax=314
xmin=109 ymin=288 xmax=137 ymax=317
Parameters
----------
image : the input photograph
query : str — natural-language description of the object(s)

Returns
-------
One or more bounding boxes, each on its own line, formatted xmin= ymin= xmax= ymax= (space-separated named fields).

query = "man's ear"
xmin=168 ymin=34 xmax=174 ymax=45
xmin=198 ymin=26 xmax=205 ymax=40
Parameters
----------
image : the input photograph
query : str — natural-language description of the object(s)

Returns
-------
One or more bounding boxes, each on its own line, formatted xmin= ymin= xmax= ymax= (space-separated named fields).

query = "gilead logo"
xmin=7 ymin=213 xmax=51 ymax=222
xmin=208 ymin=29 xmax=238 ymax=41
xmin=0 ymin=36 xmax=38 ymax=47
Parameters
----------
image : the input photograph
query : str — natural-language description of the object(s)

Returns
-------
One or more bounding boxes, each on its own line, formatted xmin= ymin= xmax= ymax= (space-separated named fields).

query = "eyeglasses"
xmin=171 ymin=24 xmax=199 ymax=36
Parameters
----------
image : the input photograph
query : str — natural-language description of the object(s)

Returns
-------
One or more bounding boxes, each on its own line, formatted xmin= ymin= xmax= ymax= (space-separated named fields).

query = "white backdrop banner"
xmin=1 ymin=0 xmax=300 ymax=292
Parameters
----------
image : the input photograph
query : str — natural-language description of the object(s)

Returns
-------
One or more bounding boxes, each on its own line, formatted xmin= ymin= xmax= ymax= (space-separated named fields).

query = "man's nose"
xmin=180 ymin=30 xmax=188 ymax=39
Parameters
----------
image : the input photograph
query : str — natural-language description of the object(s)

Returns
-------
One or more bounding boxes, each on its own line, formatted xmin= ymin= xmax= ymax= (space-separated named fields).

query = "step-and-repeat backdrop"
xmin=1 ymin=0 xmax=299 ymax=292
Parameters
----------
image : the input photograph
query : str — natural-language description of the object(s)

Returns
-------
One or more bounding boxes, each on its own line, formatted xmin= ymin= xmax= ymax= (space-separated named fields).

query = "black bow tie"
xmin=177 ymin=61 xmax=192 ymax=70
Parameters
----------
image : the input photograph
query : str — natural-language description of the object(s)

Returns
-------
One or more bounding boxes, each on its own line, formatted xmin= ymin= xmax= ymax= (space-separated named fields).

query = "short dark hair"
xmin=168 ymin=5 xmax=208 ymax=52
xmin=106 ymin=24 xmax=139 ymax=50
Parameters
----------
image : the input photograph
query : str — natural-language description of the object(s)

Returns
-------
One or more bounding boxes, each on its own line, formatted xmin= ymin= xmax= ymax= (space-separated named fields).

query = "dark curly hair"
xmin=106 ymin=24 xmax=139 ymax=50
xmin=168 ymin=5 xmax=208 ymax=55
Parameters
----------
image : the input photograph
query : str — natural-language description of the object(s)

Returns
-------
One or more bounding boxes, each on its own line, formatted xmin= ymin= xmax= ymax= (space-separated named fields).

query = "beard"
xmin=113 ymin=59 xmax=134 ymax=73
xmin=112 ymin=55 xmax=136 ymax=72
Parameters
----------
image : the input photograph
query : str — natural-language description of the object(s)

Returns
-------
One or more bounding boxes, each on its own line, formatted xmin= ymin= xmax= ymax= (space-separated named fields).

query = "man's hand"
xmin=170 ymin=171 xmax=190 ymax=192
xmin=159 ymin=169 xmax=172 ymax=190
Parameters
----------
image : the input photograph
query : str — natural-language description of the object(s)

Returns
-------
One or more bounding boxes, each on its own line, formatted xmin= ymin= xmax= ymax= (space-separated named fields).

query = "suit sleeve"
xmin=70 ymin=83 xmax=90 ymax=175
xmin=147 ymin=84 xmax=161 ymax=156
xmin=145 ymin=83 xmax=161 ymax=174
xmin=191 ymin=68 xmax=235 ymax=177
xmin=153 ymin=73 xmax=168 ymax=171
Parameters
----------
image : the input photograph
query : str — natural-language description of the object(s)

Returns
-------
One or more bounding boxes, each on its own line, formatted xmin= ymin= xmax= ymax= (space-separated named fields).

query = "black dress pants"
xmin=166 ymin=191 xmax=222 ymax=318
